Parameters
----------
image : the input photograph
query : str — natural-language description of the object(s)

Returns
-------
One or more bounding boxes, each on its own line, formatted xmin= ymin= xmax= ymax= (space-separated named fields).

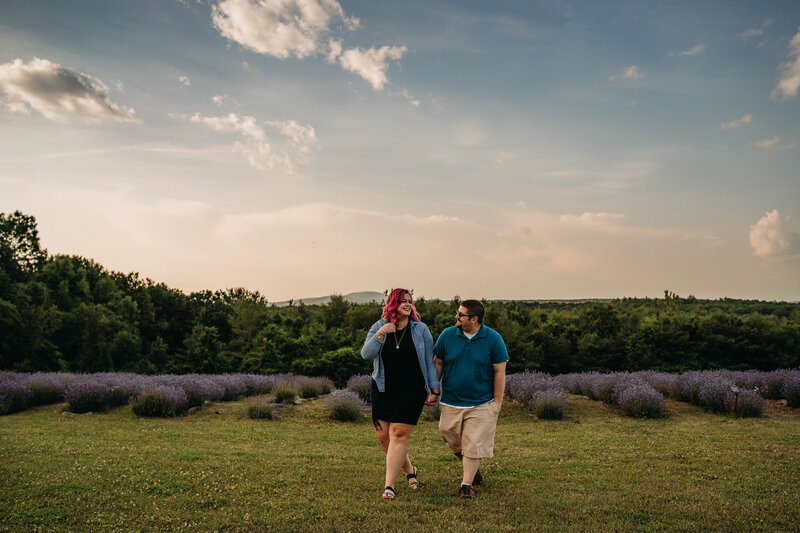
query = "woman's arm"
xmin=360 ymin=320 xmax=386 ymax=361
xmin=422 ymin=325 xmax=440 ymax=390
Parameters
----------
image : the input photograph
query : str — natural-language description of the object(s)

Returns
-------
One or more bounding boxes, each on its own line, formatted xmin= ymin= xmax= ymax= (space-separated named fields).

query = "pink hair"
xmin=381 ymin=288 xmax=420 ymax=324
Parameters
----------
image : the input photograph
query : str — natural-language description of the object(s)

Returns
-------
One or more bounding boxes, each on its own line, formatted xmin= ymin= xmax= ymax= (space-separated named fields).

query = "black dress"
xmin=371 ymin=324 xmax=427 ymax=426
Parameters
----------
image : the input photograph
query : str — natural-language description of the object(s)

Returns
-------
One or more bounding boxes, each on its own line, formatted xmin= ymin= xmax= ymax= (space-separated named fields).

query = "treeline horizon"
xmin=2 ymin=211 xmax=799 ymax=384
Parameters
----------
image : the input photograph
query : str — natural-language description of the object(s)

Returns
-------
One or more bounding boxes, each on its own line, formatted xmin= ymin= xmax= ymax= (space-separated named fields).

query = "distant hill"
xmin=272 ymin=292 xmax=619 ymax=307
xmin=273 ymin=291 xmax=386 ymax=307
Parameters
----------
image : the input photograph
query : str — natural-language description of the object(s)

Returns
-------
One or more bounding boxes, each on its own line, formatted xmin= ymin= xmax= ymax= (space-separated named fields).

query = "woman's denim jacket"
xmin=360 ymin=318 xmax=440 ymax=393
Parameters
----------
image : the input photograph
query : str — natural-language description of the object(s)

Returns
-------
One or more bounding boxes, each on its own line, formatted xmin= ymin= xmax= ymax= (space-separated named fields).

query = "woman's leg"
xmin=385 ymin=422 xmax=414 ymax=490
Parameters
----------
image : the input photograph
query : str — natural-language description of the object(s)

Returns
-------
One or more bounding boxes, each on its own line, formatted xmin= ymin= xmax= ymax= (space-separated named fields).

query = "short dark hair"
xmin=460 ymin=299 xmax=485 ymax=324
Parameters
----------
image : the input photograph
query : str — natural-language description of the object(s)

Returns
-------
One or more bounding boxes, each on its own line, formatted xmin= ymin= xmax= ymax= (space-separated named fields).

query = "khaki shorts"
xmin=438 ymin=401 xmax=500 ymax=459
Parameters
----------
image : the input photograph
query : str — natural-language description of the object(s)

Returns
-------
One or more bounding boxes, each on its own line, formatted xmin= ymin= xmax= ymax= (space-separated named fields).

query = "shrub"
xmin=132 ymin=386 xmax=189 ymax=417
xmin=735 ymin=390 xmax=765 ymax=418
xmin=617 ymin=383 xmax=668 ymax=418
xmin=697 ymin=378 xmax=735 ymax=414
xmin=325 ymin=390 xmax=367 ymax=422
xmin=247 ymin=402 xmax=275 ymax=419
xmin=761 ymin=370 xmax=789 ymax=400
xmin=534 ymin=398 xmax=565 ymax=420
xmin=273 ymin=385 xmax=297 ymax=404
xmin=528 ymin=389 xmax=567 ymax=420
xmin=65 ymin=382 xmax=112 ymax=413
xmin=168 ymin=375 xmax=224 ymax=407
xmin=0 ymin=380 xmax=34 ymax=415
xmin=636 ymin=371 xmax=676 ymax=397
xmin=27 ymin=373 xmax=65 ymax=405
xmin=209 ymin=374 xmax=247 ymax=401
xmin=781 ymin=373 xmax=800 ymax=408
xmin=295 ymin=376 xmax=333 ymax=399
xmin=346 ymin=375 xmax=373 ymax=404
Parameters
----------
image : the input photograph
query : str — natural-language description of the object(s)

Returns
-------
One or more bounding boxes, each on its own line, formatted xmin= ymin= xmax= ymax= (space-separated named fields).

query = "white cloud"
xmin=770 ymin=27 xmax=800 ymax=101
xmin=179 ymin=75 xmax=191 ymax=86
xmin=327 ymin=39 xmax=342 ymax=63
xmin=338 ymin=46 xmax=408 ymax=90
xmin=211 ymin=94 xmax=224 ymax=106
xmin=0 ymin=57 xmax=138 ymax=123
xmin=756 ymin=136 xmax=797 ymax=151
xmin=681 ymin=43 xmax=707 ymax=56
xmin=211 ymin=0 xmax=358 ymax=59
xmin=741 ymin=28 xmax=763 ymax=38
xmin=609 ymin=65 xmax=643 ymax=82
xmin=750 ymin=209 xmax=800 ymax=256
xmin=399 ymin=89 xmax=420 ymax=107
xmin=189 ymin=112 xmax=317 ymax=174
xmin=721 ymin=114 xmax=752 ymax=130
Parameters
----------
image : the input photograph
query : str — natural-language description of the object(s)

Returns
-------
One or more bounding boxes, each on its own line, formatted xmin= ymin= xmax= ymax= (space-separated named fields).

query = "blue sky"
xmin=1 ymin=0 xmax=799 ymax=301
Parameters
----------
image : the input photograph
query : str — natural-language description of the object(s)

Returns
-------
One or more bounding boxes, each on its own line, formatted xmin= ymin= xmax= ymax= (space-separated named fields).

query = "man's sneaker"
xmin=472 ymin=469 xmax=483 ymax=486
xmin=459 ymin=484 xmax=475 ymax=499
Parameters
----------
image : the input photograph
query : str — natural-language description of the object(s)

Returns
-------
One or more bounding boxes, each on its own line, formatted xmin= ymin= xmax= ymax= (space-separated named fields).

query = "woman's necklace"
xmin=393 ymin=323 xmax=408 ymax=350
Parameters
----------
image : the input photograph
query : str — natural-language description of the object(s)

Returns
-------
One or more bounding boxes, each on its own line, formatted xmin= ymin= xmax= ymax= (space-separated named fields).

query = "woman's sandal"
xmin=407 ymin=466 xmax=420 ymax=489
xmin=382 ymin=486 xmax=396 ymax=499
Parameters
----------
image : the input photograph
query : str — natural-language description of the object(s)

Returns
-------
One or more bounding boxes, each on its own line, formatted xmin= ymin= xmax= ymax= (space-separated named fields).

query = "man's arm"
xmin=434 ymin=356 xmax=444 ymax=380
xmin=492 ymin=361 xmax=507 ymax=408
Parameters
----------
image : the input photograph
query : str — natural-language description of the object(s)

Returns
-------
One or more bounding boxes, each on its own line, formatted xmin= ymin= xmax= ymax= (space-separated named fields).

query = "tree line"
xmin=2 ymin=211 xmax=798 ymax=385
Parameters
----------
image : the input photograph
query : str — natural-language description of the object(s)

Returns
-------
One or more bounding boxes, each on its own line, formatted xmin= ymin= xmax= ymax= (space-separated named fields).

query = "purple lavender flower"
xmin=617 ymin=382 xmax=668 ymax=418
xmin=781 ymin=372 xmax=800 ymax=408
xmin=346 ymin=374 xmax=373 ymax=404
xmin=65 ymin=381 xmax=112 ymax=413
xmin=735 ymin=390 xmax=765 ymax=417
xmin=325 ymin=390 xmax=368 ymax=422
xmin=697 ymin=376 xmax=736 ymax=414
xmin=0 ymin=378 xmax=34 ymax=415
xmin=132 ymin=385 xmax=189 ymax=417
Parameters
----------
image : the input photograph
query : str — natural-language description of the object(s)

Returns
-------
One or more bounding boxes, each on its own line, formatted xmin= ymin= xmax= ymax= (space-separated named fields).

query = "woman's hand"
xmin=425 ymin=394 xmax=439 ymax=406
xmin=376 ymin=322 xmax=396 ymax=341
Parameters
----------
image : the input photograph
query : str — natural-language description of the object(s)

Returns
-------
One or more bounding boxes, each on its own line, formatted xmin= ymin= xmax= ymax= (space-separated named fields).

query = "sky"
xmin=1 ymin=0 xmax=799 ymax=302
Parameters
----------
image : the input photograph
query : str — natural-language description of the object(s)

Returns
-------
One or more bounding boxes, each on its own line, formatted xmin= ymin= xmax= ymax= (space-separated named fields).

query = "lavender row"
xmin=0 ymin=371 xmax=333 ymax=416
xmin=635 ymin=369 xmax=800 ymax=416
xmin=557 ymin=372 xmax=669 ymax=418
xmin=506 ymin=371 xmax=569 ymax=420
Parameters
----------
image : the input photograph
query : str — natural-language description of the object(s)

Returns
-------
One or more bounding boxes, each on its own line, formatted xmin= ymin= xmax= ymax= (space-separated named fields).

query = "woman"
xmin=361 ymin=288 xmax=440 ymax=500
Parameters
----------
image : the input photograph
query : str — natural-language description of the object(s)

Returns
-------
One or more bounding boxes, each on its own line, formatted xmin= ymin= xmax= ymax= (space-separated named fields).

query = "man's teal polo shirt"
xmin=433 ymin=324 xmax=509 ymax=407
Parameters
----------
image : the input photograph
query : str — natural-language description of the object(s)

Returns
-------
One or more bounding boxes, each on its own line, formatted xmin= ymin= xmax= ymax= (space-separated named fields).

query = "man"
xmin=433 ymin=299 xmax=508 ymax=499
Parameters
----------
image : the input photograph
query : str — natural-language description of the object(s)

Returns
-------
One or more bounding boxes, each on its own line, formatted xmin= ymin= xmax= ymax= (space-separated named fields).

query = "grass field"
xmin=1 ymin=395 xmax=798 ymax=532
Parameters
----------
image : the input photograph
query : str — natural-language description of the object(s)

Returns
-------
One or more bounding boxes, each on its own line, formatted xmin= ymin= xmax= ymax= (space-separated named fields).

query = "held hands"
xmin=425 ymin=389 xmax=441 ymax=406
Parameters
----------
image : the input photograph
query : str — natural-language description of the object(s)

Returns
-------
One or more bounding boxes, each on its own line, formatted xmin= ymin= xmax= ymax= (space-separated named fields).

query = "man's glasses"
xmin=455 ymin=312 xmax=473 ymax=318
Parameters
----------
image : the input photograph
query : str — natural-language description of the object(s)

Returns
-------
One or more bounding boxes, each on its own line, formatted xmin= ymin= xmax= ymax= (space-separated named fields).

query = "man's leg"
xmin=454 ymin=452 xmax=483 ymax=485
xmin=462 ymin=456 xmax=481 ymax=486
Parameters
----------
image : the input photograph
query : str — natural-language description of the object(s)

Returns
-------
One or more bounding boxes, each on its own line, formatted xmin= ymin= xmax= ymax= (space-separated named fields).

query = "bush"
xmin=65 ymin=382 xmax=112 ymax=413
xmin=346 ymin=375 xmax=373 ymax=404
xmin=247 ymin=403 xmax=275 ymax=420
xmin=209 ymin=374 xmax=247 ymax=401
xmin=534 ymin=398 xmax=565 ymax=420
xmin=0 ymin=380 xmax=34 ymax=415
xmin=617 ymin=383 xmax=668 ymax=418
xmin=132 ymin=386 xmax=189 ymax=417
xmin=273 ymin=385 xmax=297 ymax=404
xmin=735 ymin=390 xmax=764 ymax=418
xmin=781 ymin=373 xmax=800 ymax=408
xmin=528 ymin=389 xmax=567 ymax=420
xmin=28 ymin=373 xmax=65 ymax=405
xmin=697 ymin=378 xmax=735 ymax=414
xmin=325 ymin=390 xmax=367 ymax=422
xmin=295 ymin=376 xmax=333 ymax=399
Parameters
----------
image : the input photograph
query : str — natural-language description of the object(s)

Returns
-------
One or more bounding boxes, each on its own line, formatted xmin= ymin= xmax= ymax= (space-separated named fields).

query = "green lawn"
xmin=1 ymin=395 xmax=798 ymax=532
